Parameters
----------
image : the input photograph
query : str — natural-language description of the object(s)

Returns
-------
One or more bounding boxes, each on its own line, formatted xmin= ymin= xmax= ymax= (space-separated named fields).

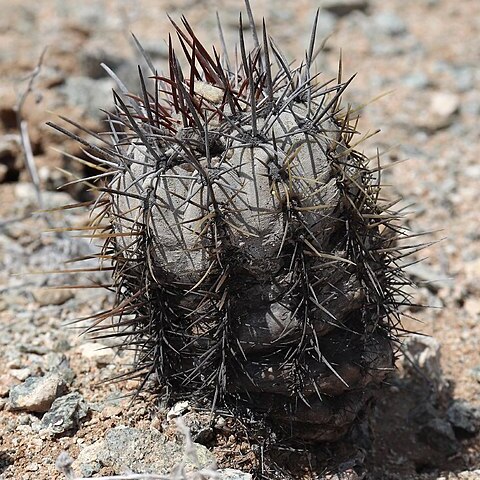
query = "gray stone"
xmin=371 ymin=37 xmax=419 ymax=57
xmin=32 ymin=288 xmax=73 ymax=306
xmin=76 ymin=342 xmax=116 ymax=366
xmin=17 ymin=413 xmax=37 ymax=425
xmin=410 ymin=402 xmax=441 ymax=428
xmin=8 ymin=373 xmax=67 ymax=413
xmin=14 ymin=183 xmax=74 ymax=210
xmin=322 ymin=0 xmax=370 ymax=16
xmin=321 ymin=11 xmax=338 ymax=35
xmin=417 ymin=418 xmax=459 ymax=456
xmin=403 ymin=72 xmax=431 ymax=90
xmin=373 ymin=11 xmax=407 ymax=36
xmin=217 ymin=469 xmax=253 ymax=480
xmin=454 ymin=67 xmax=475 ymax=93
xmin=80 ymin=43 xmax=126 ymax=79
xmin=40 ymin=392 xmax=88 ymax=435
xmin=55 ymin=1 xmax=109 ymax=30
xmin=402 ymin=334 xmax=444 ymax=388
xmin=418 ymin=91 xmax=460 ymax=132
xmin=404 ymin=262 xmax=446 ymax=293
xmin=18 ymin=343 xmax=48 ymax=355
xmin=37 ymin=66 xmax=65 ymax=89
xmin=55 ymin=451 xmax=75 ymax=479
xmin=139 ymin=40 xmax=169 ymax=60
xmin=73 ymin=426 xmax=215 ymax=477
xmin=43 ymin=353 xmax=76 ymax=385
xmin=447 ymin=400 xmax=480 ymax=435
xmin=59 ymin=76 xmax=115 ymax=119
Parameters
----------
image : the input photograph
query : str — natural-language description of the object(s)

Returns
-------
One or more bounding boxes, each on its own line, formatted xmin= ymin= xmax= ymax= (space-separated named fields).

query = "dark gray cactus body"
xmin=49 ymin=8 xmax=411 ymax=442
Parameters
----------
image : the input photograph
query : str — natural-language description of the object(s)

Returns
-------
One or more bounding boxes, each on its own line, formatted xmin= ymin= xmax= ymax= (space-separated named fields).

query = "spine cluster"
xmin=49 ymin=5 xmax=415 ymax=442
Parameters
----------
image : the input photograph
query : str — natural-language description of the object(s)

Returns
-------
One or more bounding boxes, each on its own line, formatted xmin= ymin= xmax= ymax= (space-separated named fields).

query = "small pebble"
xmin=322 ymin=0 xmax=369 ymax=17
xmin=40 ymin=392 xmax=88 ymax=435
xmin=167 ymin=401 xmax=190 ymax=420
xmin=76 ymin=342 xmax=115 ymax=366
xmin=217 ymin=469 xmax=253 ymax=480
xmin=447 ymin=400 xmax=480 ymax=435
xmin=8 ymin=373 xmax=66 ymax=413
xmin=417 ymin=418 xmax=459 ymax=456
xmin=32 ymin=288 xmax=73 ymax=307
xmin=9 ymin=368 xmax=31 ymax=381
xmin=373 ymin=11 xmax=407 ymax=36
xmin=25 ymin=463 xmax=39 ymax=472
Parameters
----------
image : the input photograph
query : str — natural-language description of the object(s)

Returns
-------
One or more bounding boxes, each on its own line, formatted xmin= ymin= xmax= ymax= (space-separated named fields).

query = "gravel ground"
xmin=0 ymin=0 xmax=479 ymax=479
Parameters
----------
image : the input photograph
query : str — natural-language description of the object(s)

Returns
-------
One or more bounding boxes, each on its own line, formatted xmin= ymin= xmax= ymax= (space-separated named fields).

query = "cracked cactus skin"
xmin=49 ymin=8 xmax=412 ymax=443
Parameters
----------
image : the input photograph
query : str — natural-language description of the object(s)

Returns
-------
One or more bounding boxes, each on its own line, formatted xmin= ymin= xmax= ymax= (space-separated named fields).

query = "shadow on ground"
xmin=253 ymin=335 xmax=479 ymax=479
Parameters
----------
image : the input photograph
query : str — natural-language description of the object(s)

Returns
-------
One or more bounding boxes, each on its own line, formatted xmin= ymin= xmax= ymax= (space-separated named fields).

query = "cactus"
xmin=48 ymin=5 xmax=414 ymax=443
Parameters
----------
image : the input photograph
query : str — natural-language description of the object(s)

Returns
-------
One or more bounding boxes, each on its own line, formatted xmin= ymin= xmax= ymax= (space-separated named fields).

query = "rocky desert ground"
xmin=0 ymin=0 xmax=479 ymax=479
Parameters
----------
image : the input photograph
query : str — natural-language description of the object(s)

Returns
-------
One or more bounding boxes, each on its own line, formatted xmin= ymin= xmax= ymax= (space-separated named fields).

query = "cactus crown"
xmin=48 ymin=3 xmax=415 ymax=442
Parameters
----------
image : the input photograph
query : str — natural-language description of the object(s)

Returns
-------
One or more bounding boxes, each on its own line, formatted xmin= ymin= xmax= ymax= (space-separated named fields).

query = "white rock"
xmin=76 ymin=342 xmax=115 ymax=366
xmin=14 ymin=183 xmax=74 ymax=209
xmin=430 ymin=91 xmax=460 ymax=118
xmin=417 ymin=91 xmax=460 ymax=132
xmin=25 ymin=463 xmax=39 ymax=472
xmin=167 ymin=401 xmax=190 ymax=420
xmin=456 ymin=471 xmax=480 ymax=480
